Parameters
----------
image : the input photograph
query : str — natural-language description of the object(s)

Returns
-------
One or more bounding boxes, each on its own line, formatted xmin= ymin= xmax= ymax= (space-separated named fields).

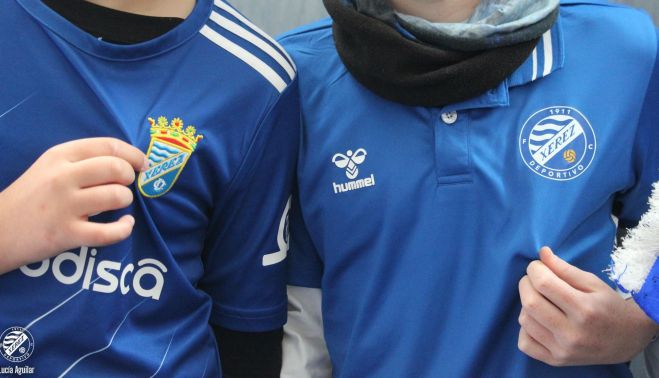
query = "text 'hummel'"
xmin=332 ymin=174 xmax=376 ymax=194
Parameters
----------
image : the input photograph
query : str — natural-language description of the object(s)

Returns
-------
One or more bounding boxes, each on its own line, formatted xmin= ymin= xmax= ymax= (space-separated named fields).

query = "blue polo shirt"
xmin=0 ymin=0 xmax=298 ymax=376
xmin=280 ymin=1 xmax=659 ymax=377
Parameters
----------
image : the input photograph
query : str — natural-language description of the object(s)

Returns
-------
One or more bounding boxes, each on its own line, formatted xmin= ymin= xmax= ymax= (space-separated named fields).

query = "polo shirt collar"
xmin=509 ymin=18 xmax=565 ymax=88
xmin=444 ymin=18 xmax=565 ymax=113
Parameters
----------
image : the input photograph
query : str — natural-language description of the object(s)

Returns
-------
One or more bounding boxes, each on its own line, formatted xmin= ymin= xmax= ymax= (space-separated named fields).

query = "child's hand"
xmin=0 ymin=138 xmax=147 ymax=274
xmin=518 ymin=247 xmax=659 ymax=366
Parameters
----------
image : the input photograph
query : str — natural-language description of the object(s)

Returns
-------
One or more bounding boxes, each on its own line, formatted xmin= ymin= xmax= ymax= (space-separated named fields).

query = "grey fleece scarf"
xmin=326 ymin=0 xmax=548 ymax=107
xmin=353 ymin=0 xmax=559 ymax=51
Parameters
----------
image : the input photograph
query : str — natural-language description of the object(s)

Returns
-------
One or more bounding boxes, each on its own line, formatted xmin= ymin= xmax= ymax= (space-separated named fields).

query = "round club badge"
xmin=1 ymin=327 xmax=34 ymax=363
xmin=519 ymin=106 xmax=596 ymax=181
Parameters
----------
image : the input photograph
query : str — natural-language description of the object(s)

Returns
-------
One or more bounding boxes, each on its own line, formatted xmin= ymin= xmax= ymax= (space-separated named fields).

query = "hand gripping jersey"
xmin=0 ymin=0 xmax=298 ymax=376
xmin=281 ymin=1 xmax=659 ymax=377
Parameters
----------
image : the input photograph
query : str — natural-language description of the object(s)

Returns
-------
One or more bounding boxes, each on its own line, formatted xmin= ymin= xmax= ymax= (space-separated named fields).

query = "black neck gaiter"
xmin=324 ymin=0 xmax=558 ymax=107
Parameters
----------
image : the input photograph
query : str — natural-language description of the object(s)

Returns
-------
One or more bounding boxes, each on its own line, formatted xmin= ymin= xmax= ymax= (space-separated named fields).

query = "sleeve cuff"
xmin=634 ymin=258 xmax=659 ymax=324
xmin=288 ymin=270 xmax=322 ymax=288
xmin=210 ymin=300 xmax=287 ymax=332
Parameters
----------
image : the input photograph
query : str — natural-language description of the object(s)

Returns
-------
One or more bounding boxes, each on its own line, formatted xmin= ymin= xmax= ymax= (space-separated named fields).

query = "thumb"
xmin=539 ymin=246 xmax=601 ymax=292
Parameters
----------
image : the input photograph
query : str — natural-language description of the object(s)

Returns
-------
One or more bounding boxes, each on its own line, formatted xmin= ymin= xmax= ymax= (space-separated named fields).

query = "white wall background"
xmin=620 ymin=0 xmax=659 ymax=24
xmin=229 ymin=0 xmax=659 ymax=36
xmin=229 ymin=0 xmax=327 ymax=36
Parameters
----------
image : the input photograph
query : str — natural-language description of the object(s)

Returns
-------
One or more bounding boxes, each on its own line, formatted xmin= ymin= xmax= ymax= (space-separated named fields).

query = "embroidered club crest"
xmin=519 ymin=106 xmax=596 ymax=181
xmin=138 ymin=116 xmax=203 ymax=198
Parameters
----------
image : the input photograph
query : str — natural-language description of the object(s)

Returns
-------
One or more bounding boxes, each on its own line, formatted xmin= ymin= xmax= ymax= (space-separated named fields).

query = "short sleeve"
xmin=615 ymin=30 xmax=659 ymax=228
xmin=287 ymin=189 xmax=324 ymax=288
xmin=199 ymin=81 xmax=300 ymax=332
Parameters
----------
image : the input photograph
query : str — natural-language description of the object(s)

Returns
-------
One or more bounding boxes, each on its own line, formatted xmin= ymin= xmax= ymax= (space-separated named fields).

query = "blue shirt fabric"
xmin=0 ymin=0 xmax=298 ymax=376
xmin=280 ymin=0 xmax=659 ymax=377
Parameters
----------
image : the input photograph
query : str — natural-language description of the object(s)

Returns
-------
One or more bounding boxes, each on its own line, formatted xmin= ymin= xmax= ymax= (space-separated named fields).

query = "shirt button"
xmin=441 ymin=111 xmax=458 ymax=125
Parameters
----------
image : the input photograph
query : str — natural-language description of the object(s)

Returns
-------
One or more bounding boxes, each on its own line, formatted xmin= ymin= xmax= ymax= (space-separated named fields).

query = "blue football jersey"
xmin=0 ymin=0 xmax=298 ymax=376
xmin=281 ymin=1 xmax=659 ymax=377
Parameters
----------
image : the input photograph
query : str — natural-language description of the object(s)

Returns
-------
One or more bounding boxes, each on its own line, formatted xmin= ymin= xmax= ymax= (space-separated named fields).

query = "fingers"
xmin=73 ymin=214 xmax=136 ymax=247
xmin=53 ymin=138 xmax=148 ymax=171
xmin=518 ymin=328 xmax=557 ymax=366
xmin=72 ymin=156 xmax=137 ymax=188
xmin=518 ymin=308 xmax=558 ymax=351
xmin=526 ymin=260 xmax=581 ymax=316
xmin=539 ymin=247 xmax=601 ymax=292
xmin=519 ymin=247 xmax=655 ymax=367
xmin=75 ymin=185 xmax=134 ymax=216
xmin=518 ymin=276 xmax=567 ymax=330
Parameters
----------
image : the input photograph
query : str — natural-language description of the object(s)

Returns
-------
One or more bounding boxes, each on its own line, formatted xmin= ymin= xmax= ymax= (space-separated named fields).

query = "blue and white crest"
xmin=138 ymin=116 xmax=203 ymax=198
xmin=519 ymin=106 xmax=596 ymax=181
xmin=139 ymin=141 xmax=189 ymax=197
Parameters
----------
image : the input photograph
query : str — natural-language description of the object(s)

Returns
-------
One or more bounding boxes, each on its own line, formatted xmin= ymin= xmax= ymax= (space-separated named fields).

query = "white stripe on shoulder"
xmin=542 ymin=30 xmax=553 ymax=77
xmin=200 ymin=25 xmax=288 ymax=93
xmin=209 ymin=11 xmax=295 ymax=80
xmin=531 ymin=47 xmax=538 ymax=82
xmin=214 ymin=0 xmax=295 ymax=69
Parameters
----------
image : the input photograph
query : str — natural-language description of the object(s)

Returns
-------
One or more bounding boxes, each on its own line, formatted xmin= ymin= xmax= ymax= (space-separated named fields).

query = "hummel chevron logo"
xmin=331 ymin=148 xmax=376 ymax=195
xmin=332 ymin=148 xmax=367 ymax=179
xmin=346 ymin=165 xmax=358 ymax=178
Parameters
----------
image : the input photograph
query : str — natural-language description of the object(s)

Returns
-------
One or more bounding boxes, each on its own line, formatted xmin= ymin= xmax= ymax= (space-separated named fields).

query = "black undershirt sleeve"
xmin=213 ymin=326 xmax=283 ymax=378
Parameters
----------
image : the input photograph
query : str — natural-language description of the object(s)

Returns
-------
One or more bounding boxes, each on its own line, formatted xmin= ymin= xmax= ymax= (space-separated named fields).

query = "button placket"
xmin=434 ymin=109 xmax=472 ymax=185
